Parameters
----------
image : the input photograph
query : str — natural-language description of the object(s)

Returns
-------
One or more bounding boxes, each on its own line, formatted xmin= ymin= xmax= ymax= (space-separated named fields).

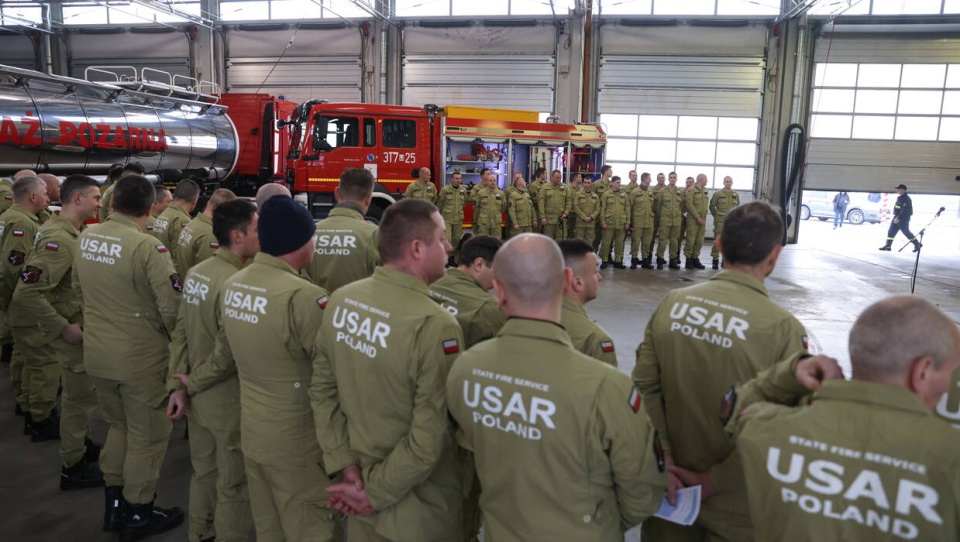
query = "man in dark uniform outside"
xmin=306 ymin=168 xmax=380 ymax=293
xmin=633 ymin=201 xmax=809 ymax=542
xmin=75 ymin=175 xmax=184 ymax=540
xmin=879 ymin=183 xmax=921 ymax=252
xmin=832 ymin=190 xmax=850 ymax=229
xmin=311 ymin=198 xmax=464 ymax=542
xmin=446 ymin=233 xmax=667 ymax=541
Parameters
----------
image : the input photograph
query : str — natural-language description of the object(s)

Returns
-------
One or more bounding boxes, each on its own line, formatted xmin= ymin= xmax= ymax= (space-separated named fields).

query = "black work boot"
xmin=613 ymin=260 xmax=626 ymax=269
xmin=104 ymin=486 xmax=125 ymax=532
xmin=913 ymin=242 xmax=922 ymax=253
xmin=641 ymin=258 xmax=655 ymax=270
xmin=30 ymin=414 xmax=60 ymax=442
xmin=692 ymin=258 xmax=706 ymax=270
xmin=22 ymin=411 xmax=33 ymax=435
xmin=600 ymin=260 xmax=609 ymax=270
xmin=630 ymin=258 xmax=639 ymax=270
xmin=120 ymin=499 xmax=185 ymax=542
xmin=85 ymin=439 xmax=102 ymax=463
xmin=878 ymin=244 xmax=892 ymax=251
xmin=0 ymin=343 xmax=11 ymax=363
xmin=712 ymin=258 xmax=719 ymax=270
xmin=669 ymin=258 xmax=681 ymax=270
xmin=656 ymin=257 xmax=665 ymax=270
xmin=61 ymin=458 xmax=104 ymax=491
xmin=685 ymin=259 xmax=695 ymax=269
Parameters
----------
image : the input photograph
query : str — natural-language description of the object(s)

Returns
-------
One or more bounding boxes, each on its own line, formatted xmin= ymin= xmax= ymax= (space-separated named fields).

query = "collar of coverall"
xmin=252 ymin=251 xmax=303 ymax=277
xmin=212 ymin=247 xmax=244 ymax=270
xmin=561 ymin=296 xmax=589 ymax=319
xmin=106 ymin=213 xmax=143 ymax=232
xmin=446 ymin=267 xmax=484 ymax=291
xmin=330 ymin=202 xmax=365 ymax=220
xmin=374 ymin=266 xmax=431 ymax=296
xmin=813 ymin=379 xmax=931 ymax=417
xmin=48 ymin=213 xmax=80 ymax=237
xmin=708 ymin=269 xmax=768 ymax=297
xmin=498 ymin=317 xmax=572 ymax=346
xmin=7 ymin=203 xmax=41 ymax=223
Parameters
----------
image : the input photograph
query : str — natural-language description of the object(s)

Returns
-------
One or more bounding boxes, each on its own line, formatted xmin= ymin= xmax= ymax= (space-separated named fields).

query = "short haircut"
xmin=459 ymin=235 xmax=502 ymax=267
xmin=480 ymin=167 xmax=491 ymax=177
xmin=378 ymin=199 xmax=439 ymax=264
xmin=123 ymin=162 xmax=146 ymax=175
xmin=339 ymin=168 xmax=374 ymax=202
xmin=112 ymin=175 xmax=155 ymax=217
xmin=850 ymin=296 xmax=959 ymax=378
xmin=641 ymin=172 xmax=651 ymax=181
xmin=61 ymin=175 xmax=99 ymax=204
xmin=107 ymin=164 xmax=125 ymax=182
xmin=207 ymin=188 xmax=237 ymax=213
xmin=720 ymin=201 xmax=781 ymax=265
xmin=557 ymin=238 xmax=595 ymax=275
xmin=551 ymin=169 xmax=562 ymax=177
xmin=534 ymin=167 xmax=546 ymax=179
xmin=155 ymin=185 xmax=171 ymax=200
xmin=669 ymin=171 xmax=677 ymax=177
xmin=172 ymin=179 xmax=200 ymax=202
xmin=629 ymin=170 xmax=637 ymax=175
xmin=213 ymin=199 xmax=257 ymax=247
xmin=256 ymin=183 xmax=290 ymax=209
xmin=600 ymin=165 xmax=612 ymax=175
xmin=611 ymin=176 xmax=621 ymax=183
xmin=12 ymin=176 xmax=44 ymax=202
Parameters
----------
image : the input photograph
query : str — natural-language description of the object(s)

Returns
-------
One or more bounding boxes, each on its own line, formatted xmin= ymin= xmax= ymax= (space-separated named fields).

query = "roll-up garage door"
xmin=401 ymin=24 xmax=555 ymax=113
xmin=68 ymin=31 xmax=190 ymax=80
xmin=597 ymin=25 xmax=766 ymax=190
xmin=806 ymin=32 xmax=960 ymax=194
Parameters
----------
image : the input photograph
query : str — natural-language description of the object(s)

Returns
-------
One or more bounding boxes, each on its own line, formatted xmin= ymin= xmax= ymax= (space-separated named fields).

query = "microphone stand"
xmin=899 ymin=208 xmax=944 ymax=294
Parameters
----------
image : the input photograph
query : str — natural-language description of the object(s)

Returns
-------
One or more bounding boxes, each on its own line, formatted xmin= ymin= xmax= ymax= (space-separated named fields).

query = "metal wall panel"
xmin=402 ymin=54 xmax=554 ymax=111
xmin=601 ymin=24 xmax=768 ymax=56
xmin=0 ymin=35 xmax=36 ymax=70
xmin=403 ymin=24 xmax=555 ymax=55
xmin=226 ymin=56 xmax=361 ymax=103
xmin=67 ymin=32 xmax=190 ymax=79
xmin=814 ymin=34 xmax=960 ymax=63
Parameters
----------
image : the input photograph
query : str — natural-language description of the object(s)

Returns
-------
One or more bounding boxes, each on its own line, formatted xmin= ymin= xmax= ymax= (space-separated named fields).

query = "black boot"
xmin=878 ymin=244 xmax=892 ymax=251
xmin=600 ymin=261 xmax=609 ymax=270
xmin=613 ymin=260 xmax=626 ymax=269
xmin=0 ymin=343 xmax=11 ymax=363
xmin=669 ymin=258 xmax=681 ymax=270
xmin=685 ymin=259 xmax=695 ymax=269
xmin=712 ymin=258 xmax=719 ymax=270
xmin=913 ymin=242 xmax=922 ymax=253
xmin=30 ymin=414 xmax=60 ymax=442
xmin=85 ymin=439 xmax=102 ymax=463
xmin=641 ymin=258 xmax=655 ymax=270
xmin=120 ymin=499 xmax=185 ymax=542
xmin=692 ymin=258 xmax=706 ymax=270
xmin=104 ymin=486 xmax=125 ymax=532
xmin=656 ymin=257 xmax=665 ymax=270
xmin=630 ymin=258 xmax=639 ymax=270
xmin=61 ymin=458 xmax=104 ymax=491
xmin=23 ymin=411 xmax=33 ymax=435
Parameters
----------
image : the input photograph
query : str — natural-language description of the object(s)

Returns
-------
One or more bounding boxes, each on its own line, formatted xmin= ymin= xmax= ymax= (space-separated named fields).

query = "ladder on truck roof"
xmin=84 ymin=66 xmax=221 ymax=103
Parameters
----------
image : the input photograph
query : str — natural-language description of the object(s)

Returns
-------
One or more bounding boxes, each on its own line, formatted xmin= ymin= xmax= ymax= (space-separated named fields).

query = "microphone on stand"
xmin=935 ymin=206 xmax=945 ymax=217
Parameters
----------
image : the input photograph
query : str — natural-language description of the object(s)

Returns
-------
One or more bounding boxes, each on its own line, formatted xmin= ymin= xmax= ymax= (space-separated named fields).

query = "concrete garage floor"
xmin=0 ymin=218 xmax=957 ymax=542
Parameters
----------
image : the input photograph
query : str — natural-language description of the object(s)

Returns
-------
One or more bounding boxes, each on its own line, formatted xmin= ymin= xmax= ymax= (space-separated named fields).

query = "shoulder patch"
xmin=156 ymin=245 xmax=168 ymax=253
xmin=8 ymin=250 xmax=24 ymax=266
xmin=146 ymin=225 xmax=154 ymax=231
xmin=442 ymin=338 xmax=460 ymax=355
xmin=317 ymin=296 xmax=329 ymax=309
xmin=209 ymin=242 xmax=220 ymax=249
xmin=11 ymin=230 xmax=24 ymax=237
xmin=181 ymin=221 xmax=189 ymax=228
xmin=19 ymin=265 xmax=42 ymax=284
xmin=600 ymin=341 xmax=615 ymax=353
xmin=628 ymin=387 xmax=642 ymax=413
xmin=170 ymin=273 xmax=183 ymax=293
xmin=44 ymin=242 xmax=59 ymax=251
xmin=719 ymin=386 xmax=737 ymax=426
xmin=801 ymin=335 xmax=809 ymax=350
xmin=3 ymin=195 xmax=11 ymax=201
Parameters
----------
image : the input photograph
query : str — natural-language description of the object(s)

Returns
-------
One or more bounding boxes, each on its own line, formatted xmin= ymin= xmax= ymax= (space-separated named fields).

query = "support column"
xmin=555 ymin=12 xmax=584 ymax=123
xmin=384 ymin=23 xmax=401 ymax=104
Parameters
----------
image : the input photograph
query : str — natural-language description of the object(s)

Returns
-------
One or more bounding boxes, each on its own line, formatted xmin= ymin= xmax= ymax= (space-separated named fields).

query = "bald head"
xmin=493 ymin=234 xmax=565 ymax=320
xmin=256 ymin=183 xmax=291 ymax=210
xmin=205 ymin=188 xmax=237 ymax=216
xmin=39 ymin=173 xmax=60 ymax=202
xmin=13 ymin=170 xmax=36 ymax=180
xmin=850 ymin=296 xmax=959 ymax=381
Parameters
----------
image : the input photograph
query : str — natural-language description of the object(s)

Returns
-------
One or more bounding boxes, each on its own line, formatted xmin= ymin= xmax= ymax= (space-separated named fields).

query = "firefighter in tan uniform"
xmin=683 ymin=173 xmax=710 ymax=270
xmin=10 ymin=175 xmax=103 ymax=487
xmin=623 ymin=169 xmax=639 ymax=194
xmin=649 ymin=172 xmax=667 ymax=259
xmin=538 ymin=169 xmax=571 ymax=240
xmin=709 ymin=176 xmax=740 ymax=269
xmin=0 ymin=175 xmax=16 ymax=214
xmin=0 ymin=176 xmax=50 ymax=428
xmin=166 ymin=200 xmax=259 ymax=542
xmin=502 ymin=174 xmax=519 ymax=237
xmin=446 ymin=233 xmax=667 ymax=542
xmin=0 ymin=170 xmax=36 ymax=368
xmin=75 ymin=175 xmax=184 ymax=539
xmin=592 ymin=165 xmax=613 ymax=254
xmin=675 ymin=176 xmax=694 ymax=263
xmin=937 ymin=368 xmax=960 ymax=428
xmin=527 ymin=167 xmax=547 ymax=226
xmin=146 ymin=186 xmax=173 ymax=235
xmin=506 ymin=178 xmax=536 ymax=237
xmin=307 ymin=168 xmax=380 ymax=293
xmin=654 ymin=172 xmax=683 ymax=270
xmin=599 ymin=177 xmax=630 ymax=269
xmin=176 ymin=188 xmax=236 ymax=277
xmin=472 ymin=169 xmax=505 ymax=239
xmin=311 ymin=199 xmax=464 ymax=542
xmin=218 ymin=195 xmax=340 ymax=542
xmin=97 ymin=165 xmax=126 ymax=223
xmin=152 ymin=179 xmax=199 ymax=252
xmin=404 ymin=167 xmax=438 ymax=203
xmin=572 ymin=179 xmax=601 ymax=245
xmin=437 ymin=172 xmax=469 ymax=264
xmin=633 ymin=201 xmax=808 ymax=542
xmin=37 ymin=173 xmax=61 ymax=224
xmin=712 ymin=296 xmax=960 ymax=542
xmin=566 ymin=173 xmax=584 ymax=239
xmin=557 ymin=239 xmax=617 ymax=367
xmin=628 ymin=172 xmax=656 ymax=270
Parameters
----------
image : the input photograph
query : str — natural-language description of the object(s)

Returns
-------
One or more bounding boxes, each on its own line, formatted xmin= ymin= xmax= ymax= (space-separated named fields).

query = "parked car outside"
xmin=800 ymin=190 xmax=882 ymax=225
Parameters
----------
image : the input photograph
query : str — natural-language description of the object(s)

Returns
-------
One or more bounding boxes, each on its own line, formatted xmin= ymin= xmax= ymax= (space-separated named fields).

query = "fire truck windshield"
xmin=312 ymin=115 xmax=360 ymax=152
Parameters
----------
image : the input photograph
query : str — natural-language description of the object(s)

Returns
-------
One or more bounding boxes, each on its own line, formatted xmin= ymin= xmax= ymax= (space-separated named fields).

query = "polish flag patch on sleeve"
xmin=3 ymin=195 xmax=11 ymax=201
xmin=316 ymin=296 xmax=329 ymax=309
xmin=44 ymin=242 xmax=59 ymax=251
xmin=11 ymin=230 xmax=24 ymax=237
xmin=210 ymin=242 xmax=220 ymax=249
xmin=801 ymin=335 xmax=809 ymax=350
xmin=600 ymin=341 xmax=615 ymax=353
xmin=628 ymin=387 xmax=642 ymax=413
xmin=156 ymin=245 xmax=168 ymax=253
xmin=442 ymin=338 xmax=460 ymax=355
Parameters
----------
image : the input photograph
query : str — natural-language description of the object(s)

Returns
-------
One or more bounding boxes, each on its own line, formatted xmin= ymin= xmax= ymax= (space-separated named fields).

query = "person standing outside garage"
xmin=146 ymin=186 xmax=172 ymax=235
xmin=538 ymin=169 xmax=571 ymax=240
xmin=404 ymin=167 xmax=437 ymax=203
xmin=307 ymin=168 xmax=381 ymax=293
xmin=311 ymin=198 xmax=464 ymax=542
xmin=437 ymin=171 xmax=468 ymax=262
xmin=0 ymin=176 xmax=49 ymax=426
xmin=654 ymin=172 xmax=683 ymax=270
xmin=11 ymin=175 xmax=103 ymax=486
xmin=506 ymin=177 xmax=536 ymax=237
xmin=166 ymin=200 xmax=259 ymax=542
xmin=709 ymin=176 xmax=739 ymax=269
xmin=628 ymin=172 xmax=656 ymax=270
xmin=176 ymin=188 xmax=237 ymax=276
xmin=633 ymin=201 xmax=808 ymax=542
xmin=572 ymin=178 xmax=601 ymax=246
xmin=599 ymin=176 xmax=629 ymax=269
xmin=713 ymin=296 xmax=960 ymax=542
xmin=446 ymin=233 xmax=667 ymax=542
xmin=832 ymin=190 xmax=850 ymax=230
xmin=557 ymin=239 xmax=618 ymax=366
xmin=473 ymin=168 xmax=505 ymax=239
xmin=879 ymin=184 xmax=921 ymax=251
xmin=152 ymin=179 xmax=199 ymax=254
xmin=683 ymin=173 xmax=709 ymax=270
xmin=75 ymin=175 xmax=184 ymax=539
xmin=220 ymin=195 xmax=341 ymax=541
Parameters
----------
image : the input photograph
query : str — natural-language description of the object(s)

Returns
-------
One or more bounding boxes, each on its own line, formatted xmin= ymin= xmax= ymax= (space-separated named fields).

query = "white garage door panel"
xmin=403 ymin=25 xmax=555 ymax=55
xmin=806 ymin=139 xmax=960 ymax=193
xmin=599 ymin=89 xmax=761 ymax=117
xmin=814 ymin=35 xmax=960 ymax=63
xmin=402 ymin=55 xmax=553 ymax=111
xmin=226 ymin=57 xmax=361 ymax=104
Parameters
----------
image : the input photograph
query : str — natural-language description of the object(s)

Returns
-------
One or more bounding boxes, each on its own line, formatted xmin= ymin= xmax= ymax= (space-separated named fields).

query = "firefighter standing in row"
xmin=527 ymin=167 xmax=547 ymax=226
xmin=628 ymin=172 xmax=656 ymax=270
xmin=572 ymin=178 xmax=601 ymax=246
xmin=152 ymin=179 xmax=199 ymax=253
xmin=312 ymin=198 xmax=464 ymax=542
xmin=404 ymin=167 xmax=437 ymax=203
xmin=683 ymin=173 xmax=709 ymax=270
xmin=558 ymin=239 xmax=618 ymax=366
xmin=176 ymin=188 xmax=237 ymax=277
xmin=599 ymin=176 xmax=630 ymax=269
xmin=592 ymin=165 xmax=613 ymax=255
xmin=565 ymin=173 xmax=584 ymax=239
xmin=654 ymin=172 xmax=683 ymax=270
xmin=472 ymin=169 xmax=505 ymax=239
xmin=506 ymin=177 xmax=536 ymax=237
xmin=709 ymin=175 xmax=740 ymax=269
xmin=437 ymin=171 xmax=469 ymax=264
xmin=538 ymin=169 xmax=570 ymax=240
